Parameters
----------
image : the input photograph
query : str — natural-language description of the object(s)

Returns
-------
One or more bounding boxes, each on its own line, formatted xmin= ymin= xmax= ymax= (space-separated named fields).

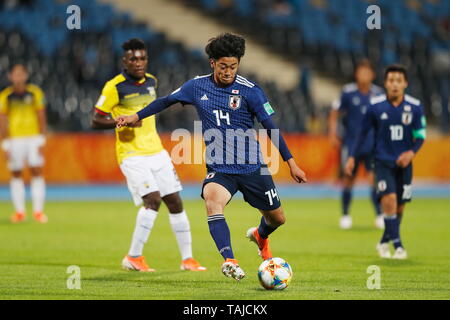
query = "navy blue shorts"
xmin=374 ymin=161 xmax=413 ymax=204
xmin=340 ymin=146 xmax=374 ymax=177
xmin=201 ymin=167 xmax=281 ymax=211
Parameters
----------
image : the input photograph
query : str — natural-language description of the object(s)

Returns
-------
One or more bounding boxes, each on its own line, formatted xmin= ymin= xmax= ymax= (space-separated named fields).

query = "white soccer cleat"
xmin=392 ymin=247 xmax=408 ymax=260
xmin=339 ymin=215 xmax=352 ymax=229
xmin=375 ymin=216 xmax=385 ymax=229
xmin=221 ymin=258 xmax=245 ymax=281
xmin=376 ymin=243 xmax=391 ymax=259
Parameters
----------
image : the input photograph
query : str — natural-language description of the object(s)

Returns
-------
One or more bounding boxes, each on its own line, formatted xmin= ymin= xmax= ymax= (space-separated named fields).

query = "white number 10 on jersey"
xmin=213 ymin=110 xmax=230 ymax=126
xmin=389 ymin=125 xmax=403 ymax=141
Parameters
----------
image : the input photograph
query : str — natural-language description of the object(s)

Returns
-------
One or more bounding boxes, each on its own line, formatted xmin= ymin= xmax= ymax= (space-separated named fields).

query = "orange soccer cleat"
xmin=10 ymin=212 xmax=26 ymax=223
xmin=221 ymin=258 xmax=245 ymax=281
xmin=33 ymin=212 xmax=48 ymax=224
xmin=246 ymin=227 xmax=273 ymax=261
xmin=180 ymin=257 xmax=207 ymax=271
xmin=122 ymin=255 xmax=156 ymax=272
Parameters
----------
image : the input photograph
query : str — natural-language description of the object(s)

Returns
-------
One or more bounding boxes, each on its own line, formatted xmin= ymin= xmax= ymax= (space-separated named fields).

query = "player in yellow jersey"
xmin=91 ymin=38 xmax=205 ymax=272
xmin=0 ymin=64 xmax=48 ymax=224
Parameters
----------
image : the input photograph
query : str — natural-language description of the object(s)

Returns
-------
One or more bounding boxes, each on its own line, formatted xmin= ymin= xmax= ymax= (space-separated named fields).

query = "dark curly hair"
xmin=122 ymin=38 xmax=147 ymax=52
xmin=205 ymin=33 xmax=246 ymax=61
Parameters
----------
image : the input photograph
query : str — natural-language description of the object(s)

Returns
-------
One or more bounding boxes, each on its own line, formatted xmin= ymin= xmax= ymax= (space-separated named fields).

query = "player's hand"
xmin=287 ymin=158 xmax=307 ymax=183
xmin=329 ymin=133 xmax=341 ymax=148
xmin=129 ymin=120 xmax=143 ymax=128
xmin=1 ymin=139 xmax=11 ymax=161
xmin=116 ymin=114 xmax=139 ymax=128
xmin=344 ymin=157 xmax=355 ymax=177
xmin=396 ymin=150 xmax=414 ymax=168
xmin=36 ymin=134 xmax=46 ymax=156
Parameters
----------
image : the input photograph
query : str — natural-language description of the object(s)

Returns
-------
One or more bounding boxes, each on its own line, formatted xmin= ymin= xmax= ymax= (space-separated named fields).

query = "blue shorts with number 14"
xmin=201 ymin=165 xmax=281 ymax=211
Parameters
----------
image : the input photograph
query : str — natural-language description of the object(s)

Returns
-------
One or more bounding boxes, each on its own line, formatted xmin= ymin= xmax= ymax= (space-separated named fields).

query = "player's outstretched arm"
xmin=116 ymin=95 xmax=176 ymax=128
xmin=261 ymin=116 xmax=307 ymax=183
xmin=91 ymin=111 xmax=118 ymax=129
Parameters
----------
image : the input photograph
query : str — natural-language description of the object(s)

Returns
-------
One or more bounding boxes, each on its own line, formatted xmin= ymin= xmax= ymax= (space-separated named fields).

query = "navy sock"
xmin=384 ymin=214 xmax=403 ymax=249
xmin=342 ymin=188 xmax=352 ymax=215
xmin=397 ymin=213 xmax=403 ymax=225
xmin=380 ymin=226 xmax=390 ymax=243
xmin=207 ymin=214 xmax=234 ymax=260
xmin=371 ymin=187 xmax=382 ymax=216
xmin=257 ymin=216 xmax=277 ymax=239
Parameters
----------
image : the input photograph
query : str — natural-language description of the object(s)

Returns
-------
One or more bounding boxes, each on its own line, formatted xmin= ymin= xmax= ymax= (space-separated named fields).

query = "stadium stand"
xmin=183 ymin=0 xmax=450 ymax=133
xmin=0 ymin=0 xmax=311 ymax=132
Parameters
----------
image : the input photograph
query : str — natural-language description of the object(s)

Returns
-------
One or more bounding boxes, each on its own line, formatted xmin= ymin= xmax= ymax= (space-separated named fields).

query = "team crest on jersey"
xmin=146 ymin=86 xmax=156 ymax=97
xmin=402 ymin=112 xmax=413 ymax=125
xmin=24 ymin=94 xmax=33 ymax=104
xmin=361 ymin=105 xmax=367 ymax=114
xmin=228 ymin=95 xmax=241 ymax=110
xmin=404 ymin=105 xmax=412 ymax=112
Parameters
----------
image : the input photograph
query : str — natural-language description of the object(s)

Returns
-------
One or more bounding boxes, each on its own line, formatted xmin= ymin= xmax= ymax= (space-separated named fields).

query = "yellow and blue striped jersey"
xmin=0 ymin=84 xmax=45 ymax=138
xmin=95 ymin=71 xmax=163 ymax=164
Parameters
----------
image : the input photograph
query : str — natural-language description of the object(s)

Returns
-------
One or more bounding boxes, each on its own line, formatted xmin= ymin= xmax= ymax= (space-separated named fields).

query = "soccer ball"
xmin=258 ymin=257 xmax=293 ymax=290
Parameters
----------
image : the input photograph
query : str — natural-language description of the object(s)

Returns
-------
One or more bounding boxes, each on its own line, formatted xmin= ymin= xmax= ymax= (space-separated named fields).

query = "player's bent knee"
xmin=142 ymin=193 xmax=162 ymax=211
xmin=381 ymin=193 xmax=397 ymax=214
xmin=30 ymin=167 xmax=43 ymax=176
xmin=11 ymin=171 xmax=22 ymax=178
xmin=204 ymin=197 xmax=225 ymax=215
xmin=163 ymin=193 xmax=183 ymax=213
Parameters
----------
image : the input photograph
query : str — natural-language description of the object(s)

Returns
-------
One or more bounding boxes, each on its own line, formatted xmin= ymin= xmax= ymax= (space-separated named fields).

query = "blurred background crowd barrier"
xmin=0 ymin=134 xmax=449 ymax=183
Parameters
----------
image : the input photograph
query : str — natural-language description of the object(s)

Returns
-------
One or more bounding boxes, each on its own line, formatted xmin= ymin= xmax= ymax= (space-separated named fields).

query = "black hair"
xmin=355 ymin=58 xmax=374 ymax=71
xmin=384 ymin=64 xmax=408 ymax=81
xmin=205 ymin=33 xmax=246 ymax=61
xmin=121 ymin=38 xmax=147 ymax=52
xmin=9 ymin=63 xmax=27 ymax=73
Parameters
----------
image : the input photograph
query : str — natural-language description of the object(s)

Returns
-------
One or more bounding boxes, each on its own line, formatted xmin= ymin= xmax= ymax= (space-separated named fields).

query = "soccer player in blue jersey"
xmin=117 ymin=33 xmax=307 ymax=280
xmin=328 ymin=59 xmax=384 ymax=230
xmin=345 ymin=65 xmax=426 ymax=260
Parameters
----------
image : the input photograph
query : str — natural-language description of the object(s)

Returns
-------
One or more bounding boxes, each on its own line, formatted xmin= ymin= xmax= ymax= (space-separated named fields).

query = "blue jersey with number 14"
xmin=170 ymin=74 xmax=275 ymax=174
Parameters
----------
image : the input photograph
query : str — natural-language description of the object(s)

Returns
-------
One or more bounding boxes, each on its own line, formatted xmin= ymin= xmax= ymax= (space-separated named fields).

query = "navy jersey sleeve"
xmin=336 ymin=91 xmax=349 ymax=113
xmin=137 ymin=79 xmax=196 ymax=120
xmin=247 ymin=85 xmax=274 ymax=122
xmin=169 ymin=79 xmax=195 ymax=105
xmin=411 ymin=105 xmax=426 ymax=153
xmin=412 ymin=106 xmax=426 ymax=138
xmin=350 ymin=106 xmax=376 ymax=157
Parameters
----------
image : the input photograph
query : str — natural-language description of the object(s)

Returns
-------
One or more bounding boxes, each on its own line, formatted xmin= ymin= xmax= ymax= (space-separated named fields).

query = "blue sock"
xmin=342 ymin=188 xmax=352 ymax=215
xmin=207 ymin=214 xmax=234 ymax=260
xmin=371 ymin=187 xmax=382 ymax=216
xmin=384 ymin=214 xmax=403 ymax=249
xmin=397 ymin=213 xmax=403 ymax=225
xmin=380 ymin=226 xmax=390 ymax=244
xmin=257 ymin=216 xmax=277 ymax=239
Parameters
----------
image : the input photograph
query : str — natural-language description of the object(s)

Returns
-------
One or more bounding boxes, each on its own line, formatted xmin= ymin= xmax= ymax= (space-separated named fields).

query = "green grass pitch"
xmin=0 ymin=198 xmax=449 ymax=300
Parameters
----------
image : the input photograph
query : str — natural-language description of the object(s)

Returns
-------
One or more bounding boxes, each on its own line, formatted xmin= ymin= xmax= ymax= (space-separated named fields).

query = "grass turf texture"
xmin=0 ymin=199 xmax=449 ymax=300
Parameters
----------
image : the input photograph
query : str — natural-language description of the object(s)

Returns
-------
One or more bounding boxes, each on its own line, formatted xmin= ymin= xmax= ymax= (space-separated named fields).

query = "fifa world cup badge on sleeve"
xmin=263 ymin=102 xmax=275 ymax=116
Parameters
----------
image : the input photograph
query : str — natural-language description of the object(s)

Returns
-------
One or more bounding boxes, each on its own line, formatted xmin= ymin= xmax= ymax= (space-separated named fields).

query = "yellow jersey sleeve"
xmin=28 ymin=85 xmax=46 ymax=110
xmin=146 ymin=73 xmax=158 ymax=90
xmin=0 ymin=87 xmax=11 ymax=114
xmin=95 ymin=80 xmax=119 ymax=114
